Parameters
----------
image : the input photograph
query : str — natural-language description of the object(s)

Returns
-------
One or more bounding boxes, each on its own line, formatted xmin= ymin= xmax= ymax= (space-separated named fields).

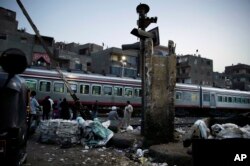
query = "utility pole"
xmin=125 ymin=4 xmax=176 ymax=143
xmin=134 ymin=4 xmax=157 ymax=135
xmin=122 ymin=4 xmax=159 ymax=135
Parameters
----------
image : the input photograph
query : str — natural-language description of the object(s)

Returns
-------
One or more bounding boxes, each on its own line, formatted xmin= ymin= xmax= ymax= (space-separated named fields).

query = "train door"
xmin=210 ymin=93 xmax=216 ymax=108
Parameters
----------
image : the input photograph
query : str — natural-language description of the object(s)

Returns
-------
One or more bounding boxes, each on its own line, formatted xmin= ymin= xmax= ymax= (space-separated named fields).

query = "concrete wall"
xmin=144 ymin=39 xmax=176 ymax=144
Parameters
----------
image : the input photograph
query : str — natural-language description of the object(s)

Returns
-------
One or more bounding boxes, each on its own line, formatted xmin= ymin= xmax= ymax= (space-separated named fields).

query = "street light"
xmin=121 ymin=55 xmax=126 ymax=77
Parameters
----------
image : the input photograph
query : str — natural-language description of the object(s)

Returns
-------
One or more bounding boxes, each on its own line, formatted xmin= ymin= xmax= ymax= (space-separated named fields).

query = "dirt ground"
xmin=23 ymin=133 xmax=141 ymax=166
xmin=20 ymin=117 xmax=193 ymax=166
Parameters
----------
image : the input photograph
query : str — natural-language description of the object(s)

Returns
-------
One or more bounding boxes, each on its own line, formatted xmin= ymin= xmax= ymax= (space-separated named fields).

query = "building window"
xmin=20 ymin=37 xmax=27 ymax=43
xmin=206 ymin=61 xmax=211 ymax=66
xmin=79 ymin=48 xmax=88 ymax=55
xmin=240 ymin=77 xmax=246 ymax=81
xmin=126 ymin=56 xmax=137 ymax=66
xmin=111 ymin=55 xmax=119 ymax=61
xmin=124 ymin=68 xmax=137 ymax=78
xmin=0 ymin=33 xmax=7 ymax=40
xmin=194 ymin=59 xmax=197 ymax=65
xmin=110 ymin=66 xmax=121 ymax=76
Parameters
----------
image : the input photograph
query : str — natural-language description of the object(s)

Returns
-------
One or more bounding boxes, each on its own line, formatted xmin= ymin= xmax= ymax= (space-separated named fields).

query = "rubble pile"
xmin=37 ymin=118 xmax=113 ymax=148
xmin=211 ymin=123 xmax=250 ymax=139
xmin=37 ymin=119 xmax=80 ymax=144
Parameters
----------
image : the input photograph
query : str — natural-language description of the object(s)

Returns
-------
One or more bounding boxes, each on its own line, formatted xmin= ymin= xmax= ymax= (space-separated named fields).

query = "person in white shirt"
xmin=48 ymin=96 xmax=54 ymax=119
xmin=123 ymin=101 xmax=133 ymax=129
xmin=29 ymin=91 xmax=40 ymax=133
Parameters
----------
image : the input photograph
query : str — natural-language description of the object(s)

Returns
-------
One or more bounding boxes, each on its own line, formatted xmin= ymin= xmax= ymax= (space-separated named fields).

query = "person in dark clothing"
xmin=71 ymin=101 xmax=78 ymax=120
xmin=41 ymin=96 xmax=51 ymax=120
xmin=92 ymin=100 xmax=99 ymax=119
xmin=60 ymin=98 xmax=70 ymax=120
xmin=80 ymin=106 xmax=92 ymax=120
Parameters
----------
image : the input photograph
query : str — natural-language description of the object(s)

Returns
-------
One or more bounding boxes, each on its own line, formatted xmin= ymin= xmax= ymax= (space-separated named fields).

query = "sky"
xmin=1 ymin=0 xmax=250 ymax=72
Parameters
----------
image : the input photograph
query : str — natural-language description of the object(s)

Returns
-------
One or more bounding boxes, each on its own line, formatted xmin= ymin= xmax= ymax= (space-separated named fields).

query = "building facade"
xmin=91 ymin=47 xmax=139 ymax=78
xmin=176 ymin=54 xmax=213 ymax=86
xmin=212 ymin=72 xmax=232 ymax=89
xmin=0 ymin=7 xmax=54 ymax=68
xmin=225 ymin=63 xmax=250 ymax=91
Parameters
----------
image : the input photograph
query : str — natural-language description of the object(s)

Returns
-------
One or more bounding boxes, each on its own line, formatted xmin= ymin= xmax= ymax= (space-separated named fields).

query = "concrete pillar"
xmin=144 ymin=39 xmax=176 ymax=144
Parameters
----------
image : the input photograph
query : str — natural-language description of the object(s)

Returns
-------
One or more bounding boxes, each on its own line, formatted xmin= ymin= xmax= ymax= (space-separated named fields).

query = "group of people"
xmin=29 ymin=91 xmax=73 ymax=121
xmin=29 ymin=92 xmax=101 ymax=121
xmin=29 ymin=90 xmax=134 ymax=132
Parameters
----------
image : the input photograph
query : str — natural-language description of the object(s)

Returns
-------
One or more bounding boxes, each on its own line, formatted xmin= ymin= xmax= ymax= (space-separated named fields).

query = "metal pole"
xmin=122 ymin=62 xmax=125 ymax=77
xmin=139 ymin=13 xmax=146 ymax=136
xmin=140 ymin=37 xmax=146 ymax=135
xmin=16 ymin=0 xmax=78 ymax=102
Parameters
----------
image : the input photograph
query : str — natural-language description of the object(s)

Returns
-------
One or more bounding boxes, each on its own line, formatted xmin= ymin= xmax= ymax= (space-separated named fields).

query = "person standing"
xmin=92 ymin=100 xmax=99 ymax=119
xmin=123 ymin=101 xmax=133 ymax=129
xmin=41 ymin=96 xmax=51 ymax=120
xmin=29 ymin=91 xmax=40 ymax=133
xmin=60 ymin=98 xmax=70 ymax=120
xmin=48 ymin=96 xmax=54 ymax=119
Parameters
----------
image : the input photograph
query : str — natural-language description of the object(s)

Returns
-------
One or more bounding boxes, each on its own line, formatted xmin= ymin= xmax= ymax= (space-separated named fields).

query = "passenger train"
xmin=1 ymin=68 xmax=250 ymax=116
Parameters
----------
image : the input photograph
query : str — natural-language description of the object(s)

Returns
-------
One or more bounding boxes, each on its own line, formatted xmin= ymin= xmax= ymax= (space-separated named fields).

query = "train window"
xmin=134 ymin=88 xmax=142 ymax=98
xmin=247 ymin=98 xmax=250 ymax=104
xmin=80 ymin=84 xmax=89 ymax=94
xmin=92 ymin=85 xmax=101 ymax=95
xmin=25 ymin=79 xmax=37 ymax=91
xmin=203 ymin=93 xmax=210 ymax=102
xmin=218 ymin=96 xmax=223 ymax=102
xmin=125 ymin=87 xmax=133 ymax=97
xmin=114 ymin=86 xmax=123 ymax=97
xmin=224 ymin=96 xmax=228 ymax=102
xmin=228 ymin=97 xmax=232 ymax=103
xmin=67 ymin=83 xmax=77 ymax=93
xmin=176 ymin=92 xmax=182 ymax=100
xmin=232 ymin=97 xmax=236 ymax=103
xmin=54 ymin=82 xmax=64 ymax=93
xmin=191 ymin=93 xmax=198 ymax=102
xmin=103 ymin=86 xmax=112 ymax=96
xmin=39 ymin=81 xmax=51 ymax=92
xmin=236 ymin=98 xmax=241 ymax=103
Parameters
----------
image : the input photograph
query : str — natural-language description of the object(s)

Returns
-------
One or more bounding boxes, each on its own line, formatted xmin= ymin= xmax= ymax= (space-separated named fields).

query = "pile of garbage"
xmin=183 ymin=115 xmax=250 ymax=148
xmin=36 ymin=117 xmax=113 ymax=148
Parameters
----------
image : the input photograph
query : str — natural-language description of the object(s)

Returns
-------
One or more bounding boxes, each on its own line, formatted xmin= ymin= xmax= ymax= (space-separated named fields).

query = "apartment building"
xmin=225 ymin=63 xmax=250 ymax=91
xmin=176 ymin=54 xmax=213 ymax=86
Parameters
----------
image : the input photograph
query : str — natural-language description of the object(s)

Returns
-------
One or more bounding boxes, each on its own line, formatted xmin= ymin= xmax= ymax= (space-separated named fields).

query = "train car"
xmin=202 ymin=86 xmax=250 ymax=112
xmin=175 ymin=83 xmax=250 ymax=116
xmin=18 ymin=68 xmax=142 ymax=114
